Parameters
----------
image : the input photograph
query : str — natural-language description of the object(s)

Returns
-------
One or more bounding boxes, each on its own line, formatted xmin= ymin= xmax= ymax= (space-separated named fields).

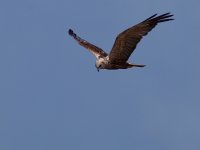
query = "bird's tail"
xmin=127 ymin=63 xmax=146 ymax=68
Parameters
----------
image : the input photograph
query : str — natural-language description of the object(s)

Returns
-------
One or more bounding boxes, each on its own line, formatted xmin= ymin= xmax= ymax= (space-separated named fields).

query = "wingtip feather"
xmin=144 ymin=12 xmax=174 ymax=23
xmin=68 ymin=29 xmax=74 ymax=36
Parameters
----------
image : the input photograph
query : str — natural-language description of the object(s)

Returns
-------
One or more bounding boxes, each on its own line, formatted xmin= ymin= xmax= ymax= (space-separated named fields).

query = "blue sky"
xmin=0 ymin=0 xmax=200 ymax=150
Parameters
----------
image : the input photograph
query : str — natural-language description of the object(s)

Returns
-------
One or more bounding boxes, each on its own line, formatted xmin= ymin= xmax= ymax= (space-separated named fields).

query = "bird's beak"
xmin=95 ymin=64 xmax=99 ymax=72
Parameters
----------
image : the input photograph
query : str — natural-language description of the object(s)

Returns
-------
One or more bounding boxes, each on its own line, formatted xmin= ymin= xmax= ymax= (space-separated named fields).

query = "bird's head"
xmin=95 ymin=58 xmax=104 ymax=72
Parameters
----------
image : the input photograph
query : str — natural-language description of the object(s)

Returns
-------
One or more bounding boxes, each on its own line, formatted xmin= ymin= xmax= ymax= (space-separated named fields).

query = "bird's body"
xmin=68 ymin=13 xmax=174 ymax=72
xmin=95 ymin=57 xmax=145 ymax=71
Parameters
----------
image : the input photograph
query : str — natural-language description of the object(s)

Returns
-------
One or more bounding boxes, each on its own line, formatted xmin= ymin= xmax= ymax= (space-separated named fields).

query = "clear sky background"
xmin=0 ymin=0 xmax=200 ymax=150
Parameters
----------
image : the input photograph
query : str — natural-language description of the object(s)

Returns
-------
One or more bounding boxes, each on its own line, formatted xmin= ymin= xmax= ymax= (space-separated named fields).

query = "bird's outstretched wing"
xmin=68 ymin=29 xmax=108 ymax=58
xmin=109 ymin=13 xmax=174 ymax=63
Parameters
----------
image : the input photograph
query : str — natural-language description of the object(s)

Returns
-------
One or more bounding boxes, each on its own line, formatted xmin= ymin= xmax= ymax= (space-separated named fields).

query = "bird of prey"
xmin=68 ymin=13 xmax=174 ymax=72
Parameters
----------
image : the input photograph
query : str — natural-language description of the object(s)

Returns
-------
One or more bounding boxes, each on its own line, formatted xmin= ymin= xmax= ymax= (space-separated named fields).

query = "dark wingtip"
xmin=68 ymin=29 xmax=74 ymax=36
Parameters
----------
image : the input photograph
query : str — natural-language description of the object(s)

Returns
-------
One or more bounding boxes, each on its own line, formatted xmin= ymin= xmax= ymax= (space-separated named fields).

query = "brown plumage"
xmin=68 ymin=29 xmax=108 ymax=58
xmin=68 ymin=13 xmax=174 ymax=71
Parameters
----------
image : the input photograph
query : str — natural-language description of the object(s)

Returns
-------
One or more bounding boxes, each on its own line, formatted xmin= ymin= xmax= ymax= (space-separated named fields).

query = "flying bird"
xmin=68 ymin=13 xmax=174 ymax=72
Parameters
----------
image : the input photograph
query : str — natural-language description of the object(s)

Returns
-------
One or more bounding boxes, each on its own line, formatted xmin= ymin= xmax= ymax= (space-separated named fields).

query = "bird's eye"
xmin=99 ymin=65 xmax=102 ymax=68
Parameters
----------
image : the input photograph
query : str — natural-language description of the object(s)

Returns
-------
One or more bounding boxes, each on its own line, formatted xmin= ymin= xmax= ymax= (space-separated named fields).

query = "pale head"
xmin=95 ymin=57 xmax=105 ymax=72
